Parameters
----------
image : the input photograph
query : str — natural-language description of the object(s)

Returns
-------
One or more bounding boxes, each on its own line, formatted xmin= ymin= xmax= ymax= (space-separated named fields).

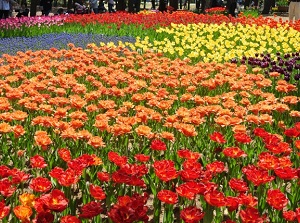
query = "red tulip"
xmin=157 ymin=190 xmax=178 ymax=204
xmin=204 ymin=190 xmax=226 ymax=207
xmin=239 ymin=207 xmax=266 ymax=223
xmin=30 ymin=155 xmax=47 ymax=169
xmin=153 ymin=160 xmax=178 ymax=182
xmin=283 ymin=210 xmax=296 ymax=221
xmin=266 ymin=189 xmax=288 ymax=210
xmin=60 ymin=215 xmax=81 ymax=223
xmin=0 ymin=200 xmax=10 ymax=220
xmin=57 ymin=148 xmax=72 ymax=162
xmin=30 ymin=177 xmax=52 ymax=193
xmin=209 ymin=132 xmax=226 ymax=143
xmin=79 ymin=201 xmax=102 ymax=219
xmin=97 ymin=172 xmax=110 ymax=182
xmin=223 ymin=147 xmax=247 ymax=158
xmin=108 ymin=193 xmax=148 ymax=223
xmin=180 ymin=206 xmax=205 ymax=223
xmin=233 ymin=133 xmax=252 ymax=144
xmin=150 ymin=139 xmax=167 ymax=151
xmin=89 ymin=184 xmax=106 ymax=200
xmin=40 ymin=189 xmax=68 ymax=212
xmin=108 ymin=151 xmax=128 ymax=166
xmin=228 ymin=178 xmax=249 ymax=193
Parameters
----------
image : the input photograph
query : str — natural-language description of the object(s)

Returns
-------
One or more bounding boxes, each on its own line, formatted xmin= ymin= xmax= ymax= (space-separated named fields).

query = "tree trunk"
xmin=261 ymin=0 xmax=275 ymax=14
xmin=244 ymin=0 xmax=250 ymax=8
xmin=30 ymin=0 xmax=39 ymax=16
xmin=158 ymin=0 xmax=167 ymax=11
xmin=205 ymin=0 xmax=211 ymax=8
xmin=67 ymin=0 xmax=73 ymax=9
xmin=127 ymin=0 xmax=134 ymax=12
xmin=116 ymin=0 xmax=126 ymax=10
xmin=169 ymin=0 xmax=178 ymax=10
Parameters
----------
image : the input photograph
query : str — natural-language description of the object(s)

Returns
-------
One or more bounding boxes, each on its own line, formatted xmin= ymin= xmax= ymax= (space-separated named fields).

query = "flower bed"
xmin=0 ymin=11 xmax=300 ymax=223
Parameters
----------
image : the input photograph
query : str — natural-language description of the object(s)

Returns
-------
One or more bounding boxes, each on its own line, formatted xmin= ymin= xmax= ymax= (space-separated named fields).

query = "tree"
xmin=67 ymin=0 xmax=73 ymax=10
xmin=169 ymin=0 xmax=178 ymax=10
xmin=261 ymin=0 xmax=275 ymax=14
xmin=116 ymin=0 xmax=126 ymax=10
xmin=30 ymin=0 xmax=39 ymax=16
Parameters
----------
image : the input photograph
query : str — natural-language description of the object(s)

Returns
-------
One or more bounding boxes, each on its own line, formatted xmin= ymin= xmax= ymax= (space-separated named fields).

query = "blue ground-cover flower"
xmin=0 ymin=33 xmax=136 ymax=56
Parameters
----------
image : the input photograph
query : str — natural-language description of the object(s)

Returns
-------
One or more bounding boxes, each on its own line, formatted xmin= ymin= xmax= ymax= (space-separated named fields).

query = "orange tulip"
xmin=13 ymin=205 xmax=32 ymax=222
xmin=19 ymin=193 xmax=36 ymax=207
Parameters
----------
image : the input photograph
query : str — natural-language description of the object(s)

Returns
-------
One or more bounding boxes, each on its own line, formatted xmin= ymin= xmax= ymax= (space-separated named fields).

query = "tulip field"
xmin=0 ymin=11 xmax=300 ymax=223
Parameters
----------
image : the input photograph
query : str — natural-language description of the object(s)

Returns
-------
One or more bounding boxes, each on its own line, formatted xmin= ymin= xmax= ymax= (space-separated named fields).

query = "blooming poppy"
xmin=79 ymin=201 xmax=102 ymax=219
xmin=157 ymin=190 xmax=178 ymax=204
xmin=180 ymin=206 xmax=205 ymax=223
